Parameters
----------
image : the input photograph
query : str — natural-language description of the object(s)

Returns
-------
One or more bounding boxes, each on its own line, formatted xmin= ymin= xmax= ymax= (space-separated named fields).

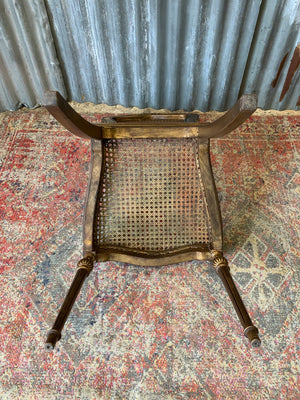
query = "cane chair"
xmin=44 ymin=91 xmax=261 ymax=350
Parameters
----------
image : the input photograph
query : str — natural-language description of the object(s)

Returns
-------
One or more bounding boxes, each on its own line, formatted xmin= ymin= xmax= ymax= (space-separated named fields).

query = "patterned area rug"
xmin=0 ymin=105 xmax=299 ymax=399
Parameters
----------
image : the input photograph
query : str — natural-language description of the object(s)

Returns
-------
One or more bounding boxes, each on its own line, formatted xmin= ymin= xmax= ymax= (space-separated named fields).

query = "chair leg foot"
xmin=244 ymin=326 xmax=261 ymax=348
xmin=45 ymin=253 xmax=95 ymax=350
xmin=45 ymin=329 xmax=61 ymax=350
xmin=212 ymin=251 xmax=261 ymax=347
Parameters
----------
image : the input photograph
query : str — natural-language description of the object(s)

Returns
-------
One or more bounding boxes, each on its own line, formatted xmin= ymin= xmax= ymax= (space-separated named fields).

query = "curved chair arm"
xmin=44 ymin=91 xmax=257 ymax=140
xmin=44 ymin=91 xmax=102 ymax=140
xmin=204 ymin=94 xmax=257 ymax=138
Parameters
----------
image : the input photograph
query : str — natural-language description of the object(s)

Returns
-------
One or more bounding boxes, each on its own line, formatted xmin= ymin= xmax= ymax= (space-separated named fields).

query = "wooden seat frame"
xmin=44 ymin=91 xmax=261 ymax=350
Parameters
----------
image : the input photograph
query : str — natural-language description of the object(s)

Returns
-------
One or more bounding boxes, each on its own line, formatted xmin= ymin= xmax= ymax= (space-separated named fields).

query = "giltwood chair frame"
xmin=44 ymin=91 xmax=261 ymax=350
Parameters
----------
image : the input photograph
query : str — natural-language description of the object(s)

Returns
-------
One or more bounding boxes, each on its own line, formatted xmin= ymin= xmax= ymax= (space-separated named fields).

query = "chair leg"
xmin=45 ymin=253 xmax=95 ymax=350
xmin=212 ymin=252 xmax=261 ymax=347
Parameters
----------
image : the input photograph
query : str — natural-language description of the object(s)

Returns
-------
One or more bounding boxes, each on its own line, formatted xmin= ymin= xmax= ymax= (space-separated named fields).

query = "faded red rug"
xmin=0 ymin=105 xmax=299 ymax=399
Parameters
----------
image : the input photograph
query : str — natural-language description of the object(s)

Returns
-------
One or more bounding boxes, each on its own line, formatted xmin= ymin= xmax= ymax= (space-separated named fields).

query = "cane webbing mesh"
xmin=94 ymin=138 xmax=212 ymax=255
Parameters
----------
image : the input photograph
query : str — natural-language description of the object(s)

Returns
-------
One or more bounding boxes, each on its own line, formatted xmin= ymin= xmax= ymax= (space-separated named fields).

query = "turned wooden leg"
xmin=45 ymin=253 xmax=96 ymax=350
xmin=212 ymin=252 xmax=261 ymax=347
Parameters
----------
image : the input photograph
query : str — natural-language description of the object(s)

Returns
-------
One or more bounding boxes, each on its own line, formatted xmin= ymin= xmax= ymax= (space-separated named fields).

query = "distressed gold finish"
xmin=212 ymin=252 xmax=229 ymax=269
xmin=76 ymin=253 xmax=95 ymax=274
xmin=102 ymin=126 xmax=200 ymax=139
xmin=44 ymin=91 xmax=261 ymax=349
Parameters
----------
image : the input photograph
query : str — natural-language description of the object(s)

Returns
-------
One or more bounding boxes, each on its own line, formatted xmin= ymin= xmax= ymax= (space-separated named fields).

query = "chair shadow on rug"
xmin=43 ymin=91 xmax=261 ymax=350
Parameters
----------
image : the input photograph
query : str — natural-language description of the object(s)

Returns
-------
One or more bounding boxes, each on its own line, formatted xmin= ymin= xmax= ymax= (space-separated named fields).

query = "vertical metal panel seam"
xmin=239 ymin=0 xmax=265 ymax=97
xmin=0 ymin=0 xmax=299 ymax=111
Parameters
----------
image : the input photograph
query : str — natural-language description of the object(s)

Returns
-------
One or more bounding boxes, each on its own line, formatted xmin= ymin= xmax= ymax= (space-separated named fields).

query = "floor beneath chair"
xmin=0 ymin=105 xmax=299 ymax=399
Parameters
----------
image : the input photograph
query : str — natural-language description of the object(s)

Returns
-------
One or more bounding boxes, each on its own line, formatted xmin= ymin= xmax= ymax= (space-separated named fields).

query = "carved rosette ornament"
xmin=77 ymin=253 xmax=96 ymax=275
xmin=212 ymin=252 xmax=229 ymax=269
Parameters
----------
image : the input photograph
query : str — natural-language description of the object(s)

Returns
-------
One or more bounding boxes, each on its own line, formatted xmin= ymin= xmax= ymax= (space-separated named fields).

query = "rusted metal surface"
xmin=272 ymin=53 xmax=289 ymax=88
xmin=279 ymin=44 xmax=300 ymax=102
xmin=240 ymin=0 xmax=300 ymax=110
xmin=1 ymin=0 xmax=299 ymax=111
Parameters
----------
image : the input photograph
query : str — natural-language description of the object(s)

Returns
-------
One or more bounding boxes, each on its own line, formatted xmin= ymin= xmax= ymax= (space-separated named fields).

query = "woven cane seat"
xmin=94 ymin=138 xmax=212 ymax=257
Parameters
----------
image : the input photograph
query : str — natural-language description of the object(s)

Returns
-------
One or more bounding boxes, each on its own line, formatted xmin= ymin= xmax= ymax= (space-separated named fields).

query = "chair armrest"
xmin=44 ymin=91 xmax=256 ymax=139
xmin=44 ymin=91 xmax=102 ymax=140
xmin=203 ymin=94 xmax=257 ymax=138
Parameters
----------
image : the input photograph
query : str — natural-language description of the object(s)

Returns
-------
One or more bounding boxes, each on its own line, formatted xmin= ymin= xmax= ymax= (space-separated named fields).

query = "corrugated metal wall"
xmin=0 ymin=0 xmax=299 ymax=112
